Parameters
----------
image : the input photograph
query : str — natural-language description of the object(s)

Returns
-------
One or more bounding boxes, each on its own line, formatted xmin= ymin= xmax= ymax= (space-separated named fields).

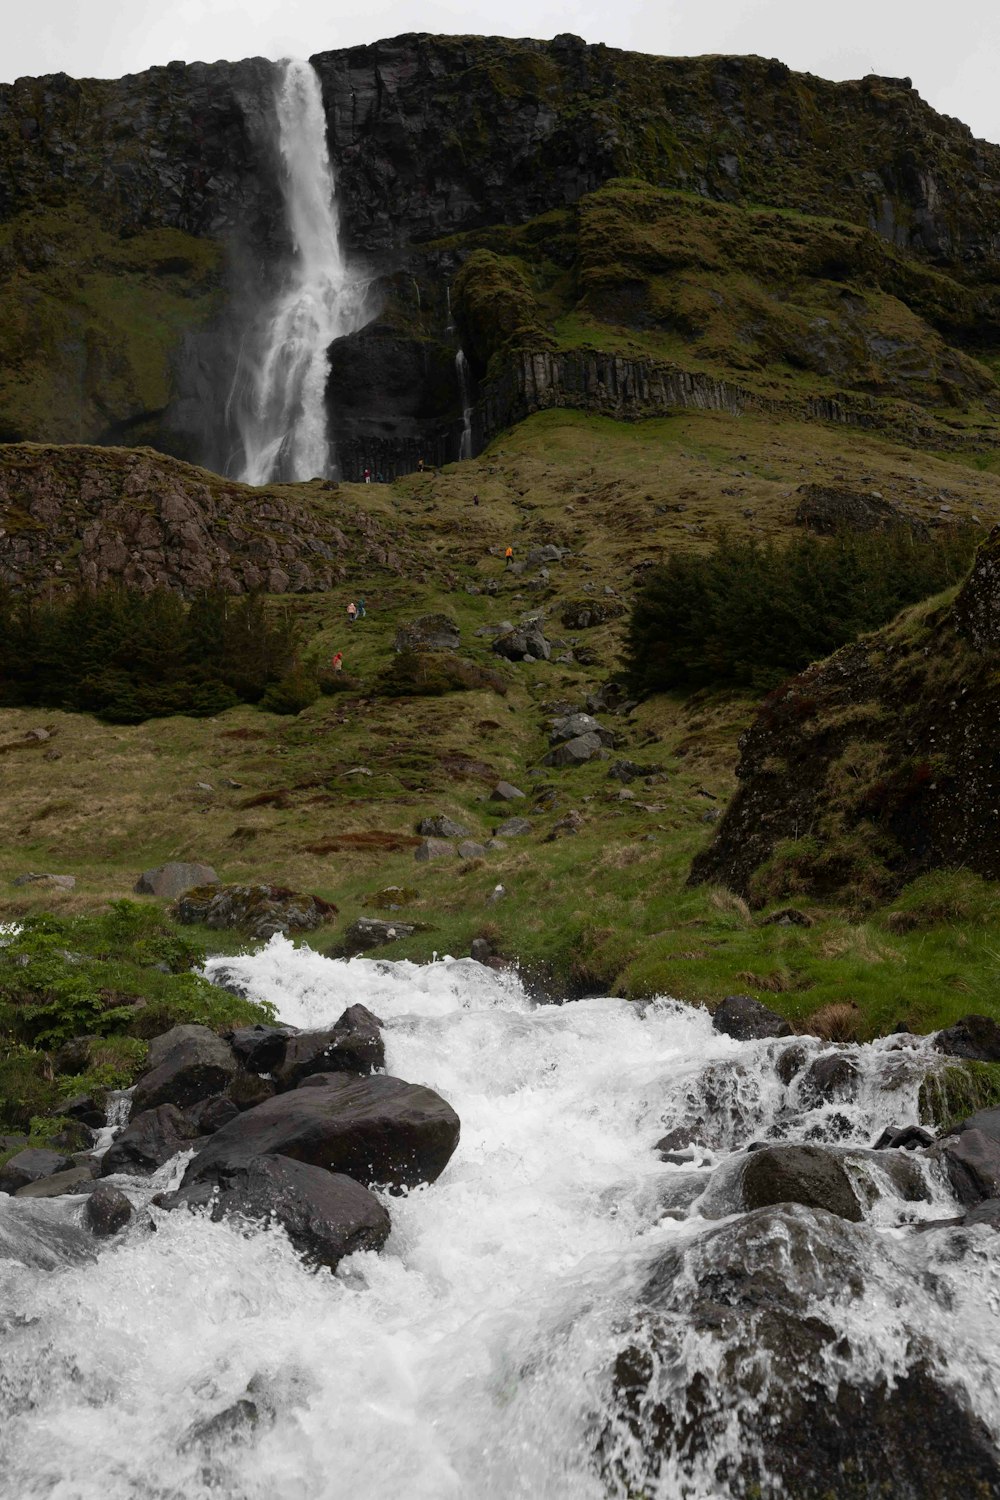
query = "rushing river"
xmin=2 ymin=940 xmax=999 ymax=1498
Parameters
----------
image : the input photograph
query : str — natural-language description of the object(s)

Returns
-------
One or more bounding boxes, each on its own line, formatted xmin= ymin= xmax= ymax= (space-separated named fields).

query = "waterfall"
xmin=4 ymin=940 xmax=1000 ymax=1498
xmin=455 ymin=349 xmax=474 ymax=460
xmin=228 ymin=59 xmax=371 ymax=485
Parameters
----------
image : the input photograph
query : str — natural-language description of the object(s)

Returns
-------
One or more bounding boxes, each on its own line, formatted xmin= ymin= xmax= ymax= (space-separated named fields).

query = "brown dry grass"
xmin=800 ymin=1002 xmax=862 ymax=1042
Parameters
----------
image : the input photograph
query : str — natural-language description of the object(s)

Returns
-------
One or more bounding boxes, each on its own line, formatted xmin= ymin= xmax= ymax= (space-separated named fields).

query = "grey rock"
xmin=494 ymin=817 xmax=533 ymax=838
xmin=63 ymin=1093 xmax=107 ymax=1129
xmin=343 ymin=916 xmax=416 ymax=952
xmin=132 ymin=1024 xmax=238 ymax=1114
xmin=172 ymin=883 xmax=336 ymax=939
xmin=492 ymin=626 xmax=551 ymax=662
xmin=934 ymin=1014 xmax=1000 ymax=1062
xmin=414 ymin=838 xmax=455 ymax=861
xmin=417 ymin=815 xmax=469 ymax=839
xmin=158 ymin=1153 xmax=390 ymax=1272
xmin=543 ymin=732 xmax=603 ymax=767
xmin=182 ymin=1073 xmax=461 ymax=1192
xmin=964 ymin=1198 xmax=1000 ymax=1229
xmin=0 ymin=1148 xmax=76 ymax=1195
xmin=84 ymin=1183 xmax=134 ymax=1236
xmin=15 ymin=1165 xmax=96 ymax=1198
xmin=485 ymin=883 xmax=507 ymax=905
xmin=275 ymin=1006 xmax=385 ymax=1088
xmin=11 ymin=872 xmax=76 ymax=890
xmin=0 ymin=1201 xmax=96 ymax=1269
xmin=458 ymin=840 xmax=487 ymax=859
xmin=135 ymin=861 xmax=219 ymax=900
xmin=549 ymin=712 xmax=612 ymax=745
xmin=470 ymin=937 xmax=491 ymax=963
xmin=227 ymin=1024 xmax=291 ymax=1074
xmin=100 ymin=1104 xmax=202 ymax=1178
xmin=740 ymin=1144 xmax=864 ymax=1222
xmin=491 ymin=781 xmax=526 ymax=801
xmin=936 ymin=1128 xmax=1000 ymax=1206
xmin=189 ymin=1096 xmax=241 ymax=1134
xmin=712 ymin=993 xmax=793 ymax=1041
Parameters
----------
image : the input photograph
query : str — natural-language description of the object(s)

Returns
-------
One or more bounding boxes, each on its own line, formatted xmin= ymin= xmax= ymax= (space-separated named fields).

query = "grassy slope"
xmin=4 ymin=406 xmax=1000 ymax=1035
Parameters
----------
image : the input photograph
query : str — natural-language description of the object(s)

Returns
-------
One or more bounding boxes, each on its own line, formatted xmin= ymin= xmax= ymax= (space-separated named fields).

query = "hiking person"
xmin=504 ymin=546 xmax=513 ymax=568
xmin=347 ymin=601 xmax=357 ymax=624
xmin=473 ymin=493 xmax=479 ymax=506
xmin=356 ymin=596 xmax=367 ymax=619
xmin=363 ymin=466 xmax=371 ymax=484
xmin=331 ymin=651 xmax=343 ymax=672
xmin=417 ymin=457 xmax=425 ymax=473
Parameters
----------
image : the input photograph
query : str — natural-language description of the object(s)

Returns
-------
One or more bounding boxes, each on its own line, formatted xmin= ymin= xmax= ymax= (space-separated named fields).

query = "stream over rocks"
xmin=2 ymin=940 xmax=1000 ymax=1497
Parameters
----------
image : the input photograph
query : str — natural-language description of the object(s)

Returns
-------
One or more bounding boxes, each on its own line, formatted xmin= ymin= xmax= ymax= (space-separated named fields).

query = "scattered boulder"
xmin=159 ymin=1154 xmax=390 ymax=1271
xmin=84 ymin=1183 xmax=134 ymax=1237
xmin=134 ymin=861 xmax=219 ymax=900
xmin=182 ymin=1073 xmax=460 ymax=1192
xmin=229 ymin=1074 xmax=277 ymax=1112
xmin=712 ymin=994 xmax=793 ymax=1041
xmin=417 ymin=815 xmax=469 ymax=839
xmin=873 ymin=1124 xmax=935 ymax=1151
xmin=491 ymin=781 xmax=526 ymax=801
xmin=0 ymin=1148 xmax=76 ymax=1195
xmin=11 ymin=872 xmax=76 ymax=890
xmin=458 ymin=840 xmax=488 ymax=859
xmin=132 ymin=1024 xmax=238 ymax=1114
xmin=527 ymin=543 xmax=569 ymax=566
xmin=62 ymin=1093 xmax=107 ymax=1129
xmin=607 ymin=759 xmax=660 ymax=784
xmin=226 ymin=1024 xmax=291 ymax=1074
xmin=543 ymin=732 xmax=603 ymax=767
xmin=100 ymin=1104 xmax=202 ymax=1178
xmin=494 ymin=817 xmax=533 ymax=838
xmin=274 ymin=1006 xmax=385 ymax=1089
xmin=560 ymin=599 xmax=623 ymax=629
xmin=394 ymin=613 xmax=461 ymax=653
xmin=547 ymin=809 xmax=583 ymax=840
xmin=172 ymin=883 xmax=337 ymax=939
xmin=492 ymin=625 xmax=551 ymax=662
xmin=934 ymin=1014 xmax=1000 ymax=1063
xmin=343 ymin=916 xmax=417 ymax=953
xmin=549 ymin=712 xmax=614 ymax=747
xmin=414 ymin=838 xmax=455 ymax=862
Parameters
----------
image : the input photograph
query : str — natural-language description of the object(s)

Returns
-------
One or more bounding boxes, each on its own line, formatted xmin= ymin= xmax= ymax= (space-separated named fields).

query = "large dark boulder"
xmin=274 ymin=1006 xmax=385 ymax=1088
xmin=100 ymin=1104 xmax=202 ymax=1178
xmin=0 ymin=1148 xmax=76 ymax=1195
xmin=605 ymin=1204 xmax=1000 ymax=1499
xmin=132 ymin=1024 xmax=238 ymax=1113
xmin=739 ymin=1144 xmax=864 ymax=1222
xmin=934 ymin=1014 xmax=1000 ymax=1063
xmin=800 ymin=1051 xmax=860 ymax=1103
xmin=158 ymin=1153 xmax=390 ymax=1271
xmin=492 ymin=625 xmax=550 ymax=662
xmin=182 ymin=1073 xmax=460 ymax=1191
xmin=712 ymin=993 xmax=792 ymax=1041
xmin=933 ymin=1129 xmax=1000 ymax=1207
xmin=172 ymin=883 xmax=337 ymax=939
xmin=84 ymin=1183 xmax=134 ymax=1237
xmin=226 ymin=1024 xmax=291 ymax=1074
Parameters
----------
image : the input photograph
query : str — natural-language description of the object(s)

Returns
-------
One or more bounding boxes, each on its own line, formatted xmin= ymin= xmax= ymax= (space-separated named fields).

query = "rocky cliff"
xmin=4 ymin=35 xmax=1000 ymax=471
xmin=690 ymin=526 xmax=1000 ymax=904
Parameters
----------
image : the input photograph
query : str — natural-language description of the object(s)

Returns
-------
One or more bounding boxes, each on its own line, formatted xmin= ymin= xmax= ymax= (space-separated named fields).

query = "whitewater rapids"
xmin=2 ymin=940 xmax=999 ymax=1498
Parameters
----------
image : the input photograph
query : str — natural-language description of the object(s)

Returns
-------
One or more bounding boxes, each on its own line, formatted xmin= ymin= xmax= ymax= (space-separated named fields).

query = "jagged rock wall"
xmin=0 ymin=445 xmax=403 ymax=595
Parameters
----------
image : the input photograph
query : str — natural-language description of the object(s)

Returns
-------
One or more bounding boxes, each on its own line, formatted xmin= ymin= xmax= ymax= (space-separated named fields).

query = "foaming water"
xmin=228 ymin=59 xmax=372 ymax=484
xmin=2 ymin=941 xmax=998 ymax=1498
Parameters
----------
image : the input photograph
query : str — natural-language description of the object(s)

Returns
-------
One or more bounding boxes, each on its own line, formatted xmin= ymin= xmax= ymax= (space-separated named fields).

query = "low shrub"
xmin=378 ymin=650 xmax=509 ymax=698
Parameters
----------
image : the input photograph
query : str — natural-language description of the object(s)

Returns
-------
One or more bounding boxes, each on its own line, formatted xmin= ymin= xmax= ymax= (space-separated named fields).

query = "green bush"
xmin=259 ymin=666 xmax=321 ymax=715
xmin=0 ymin=585 xmax=298 ymax=723
xmin=379 ymin=650 xmax=509 ymax=697
xmin=624 ymin=527 xmax=976 ymax=695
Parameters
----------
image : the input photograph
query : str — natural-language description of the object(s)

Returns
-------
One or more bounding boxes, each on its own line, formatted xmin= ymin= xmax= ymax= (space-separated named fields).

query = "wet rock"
xmin=606 ymin=1204 xmax=1000 ymax=1499
xmin=414 ymin=838 xmax=455 ymax=861
xmin=100 ymin=1104 xmax=202 ymax=1178
xmin=132 ymin=1024 xmax=238 ymax=1114
xmin=0 ymin=1200 xmax=96 ymax=1269
xmin=173 ymin=883 xmax=337 ymax=939
xmin=228 ymin=1074 xmax=277 ymax=1112
xmin=62 ymin=1093 xmax=107 ymax=1129
xmin=274 ymin=1006 xmax=385 ymax=1088
xmin=957 ymin=1104 xmax=1000 ymax=1143
xmin=775 ymin=1043 xmax=809 ymax=1085
xmin=394 ymin=613 xmax=460 ymax=653
xmin=134 ymin=861 xmax=219 ymax=900
xmin=935 ymin=1128 xmax=1000 ymax=1206
xmin=182 ymin=1073 xmax=460 ymax=1192
xmin=964 ymin=1198 xmax=1000 ymax=1229
xmin=740 ymin=1144 xmax=864 ymax=1221
xmin=189 ymin=1096 xmax=241 ymax=1134
xmin=542 ymin=732 xmax=603 ymax=767
xmin=0 ymin=1148 xmax=76 ymax=1195
xmin=934 ymin=1014 xmax=1000 ymax=1062
xmin=873 ymin=1124 xmax=935 ymax=1150
xmin=84 ymin=1183 xmax=134 ymax=1237
xmin=491 ymin=781 xmax=525 ymax=801
xmin=493 ymin=817 xmax=533 ymax=838
xmin=14 ymin=1165 xmax=97 ymax=1198
xmin=800 ymin=1052 xmax=860 ymax=1103
xmin=343 ymin=916 xmax=416 ymax=952
xmin=712 ymin=993 xmax=793 ymax=1041
xmin=226 ymin=1024 xmax=291 ymax=1074
xmin=416 ymin=815 xmax=469 ymax=839
xmin=158 ymin=1153 xmax=390 ymax=1272
xmin=470 ymin=937 xmax=491 ymax=963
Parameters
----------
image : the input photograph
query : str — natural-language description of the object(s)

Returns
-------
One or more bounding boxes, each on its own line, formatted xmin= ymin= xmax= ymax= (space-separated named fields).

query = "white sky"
xmin=4 ymin=0 xmax=999 ymax=146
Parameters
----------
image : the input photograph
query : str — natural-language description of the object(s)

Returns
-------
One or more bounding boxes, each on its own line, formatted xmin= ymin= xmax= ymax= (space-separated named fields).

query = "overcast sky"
xmin=5 ymin=0 xmax=999 ymax=145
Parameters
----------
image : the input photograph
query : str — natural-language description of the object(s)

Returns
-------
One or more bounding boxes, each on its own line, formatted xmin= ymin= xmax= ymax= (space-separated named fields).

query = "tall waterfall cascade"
xmin=3 ymin=942 xmax=1000 ymax=1498
xmin=455 ymin=349 xmax=474 ymax=460
xmin=228 ymin=59 xmax=371 ymax=485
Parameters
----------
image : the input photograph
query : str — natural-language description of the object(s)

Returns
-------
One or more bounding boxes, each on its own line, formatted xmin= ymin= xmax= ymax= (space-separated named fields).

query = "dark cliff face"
xmin=689 ymin=527 xmax=1000 ymax=905
xmin=4 ymin=34 xmax=1000 ymax=471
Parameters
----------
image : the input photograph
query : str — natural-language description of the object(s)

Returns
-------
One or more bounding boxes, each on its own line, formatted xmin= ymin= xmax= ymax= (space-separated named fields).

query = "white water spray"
xmin=230 ymin=60 xmax=371 ymax=485
xmin=455 ymin=349 xmax=474 ymax=460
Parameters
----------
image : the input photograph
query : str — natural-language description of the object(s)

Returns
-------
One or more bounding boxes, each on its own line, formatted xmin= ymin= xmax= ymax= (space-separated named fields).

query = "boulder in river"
xmin=712 ymin=993 xmax=792 ymax=1041
xmin=738 ymin=1143 xmax=865 ymax=1222
xmin=274 ymin=1005 xmax=385 ymax=1088
xmin=100 ymin=1104 xmax=203 ymax=1178
xmin=603 ymin=1203 xmax=1000 ymax=1499
xmin=0 ymin=1148 xmax=76 ymax=1195
xmin=933 ymin=1128 xmax=1000 ymax=1207
xmin=158 ymin=1153 xmax=390 ymax=1272
xmin=181 ymin=1073 xmax=460 ymax=1192
xmin=934 ymin=1014 xmax=1000 ymax=1062
xmin=132 ymin=1024 xmax=238 ymax=1114
xmin=84 ymin=1183 xmax=134 ymax=1237
xmin=226 ymin=1024 xmax=291 ymax=1074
